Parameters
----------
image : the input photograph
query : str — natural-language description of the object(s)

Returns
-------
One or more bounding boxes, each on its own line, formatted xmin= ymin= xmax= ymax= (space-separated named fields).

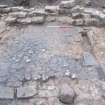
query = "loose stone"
xmin=58 ymin=83 xmax=76 ymax=104
xmin=31 ymin=16 xmax=45 ymax=24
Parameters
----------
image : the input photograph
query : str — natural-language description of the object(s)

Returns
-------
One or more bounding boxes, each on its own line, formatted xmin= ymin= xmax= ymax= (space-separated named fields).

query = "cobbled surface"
xmin=0 ymin=22 xmax=104 ymax=87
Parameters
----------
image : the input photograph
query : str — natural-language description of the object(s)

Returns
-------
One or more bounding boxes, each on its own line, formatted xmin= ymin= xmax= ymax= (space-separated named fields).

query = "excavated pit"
xmin=0 ymin=0 xmax=105 ymax=105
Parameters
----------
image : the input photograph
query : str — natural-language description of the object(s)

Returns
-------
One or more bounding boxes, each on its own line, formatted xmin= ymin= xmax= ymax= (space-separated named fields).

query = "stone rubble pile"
xmin=0 ymin=0 xmax=105 ymax=26
xmin=0 ymin=77 xmax=105 ymax=105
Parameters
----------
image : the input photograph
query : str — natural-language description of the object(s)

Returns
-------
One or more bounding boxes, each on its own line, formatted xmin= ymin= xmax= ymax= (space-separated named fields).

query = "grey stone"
xmin=46 ymin=16 xmax=56 ymax=22
xmin=7 ymin=80 xmax=22 ymax=87
xmin=71 ymin=5 xmax=84 ymax=13
xmin=84 ymin=8 xmax=105 ymax=20
xmin=71 ymin=73 xmax=77 ymax=79
xmin=10 ymin=6 xmax=24 ymax=12
xmin=59 ymin=0 xmax=76 ymax=9
xmin=84 ymin=18 xmax=101 ymax=26
xmin=24 ymin=73 xmax=31 ymax=80
xmin=17 ymin=18 xmax=32 ymax=24
xmin=103 ymin=9 xmax=105 ymax=14
xmin=39 ymin=89 xmax=58 ymax=97
xmin=17 ymin=86 xmax=37 ymax=98
xmin=58 ymin=83 xmax=76 ymax=104
xmin=28 ymin=9 xmax=46 ymax=16
xmin=31 ymin=16 xmax=45 ymax=24
xmin=83 ymin=52 xmax=97 ymax=66
xmin=74 ymin=98 xmax=105 ymax=105
xmin=59 ymin=8 xmax=72 ymax=14
xmin=0 ymin=87 xmax=14 ymax=99
xmin=72 ymin=13 xmax=84 ymax=19
xmin=9 ymin=11 xmax=27 ymax=18
xmin=57 ymin=16 xmax=73 ymax=24
xmin=0 ymin=7 xmax=11 ymax=13
xmin=0 ymin=5 xmax=8 ymax=8
xmin=65 ymin=70 xmax=71 ymax=76
xmin=85 ymin=0 xmax=92 ymax=6
xmin=27 ymin=8 xmax=35 ymax=12
xmin=0 ymin=21 xmax=6 ymax=33
xmin=45 ymin=6 xmax=59 ymax=13
xmin=5 ymin=16 xmax=17 ymax=23
xmin=34 ymin=9 xmax=47 ymax=16
xmin=32 ymin=73 xmax=42 ymax=80
xmin=72 ymin=19 xmax=84 ymax=26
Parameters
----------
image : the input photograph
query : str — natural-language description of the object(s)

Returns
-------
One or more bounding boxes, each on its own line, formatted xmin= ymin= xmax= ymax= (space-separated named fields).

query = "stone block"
xmin=17 ymin=86 xmax=37 ymax=98
xmin=59 ymin=0 xmax=76 ymax=9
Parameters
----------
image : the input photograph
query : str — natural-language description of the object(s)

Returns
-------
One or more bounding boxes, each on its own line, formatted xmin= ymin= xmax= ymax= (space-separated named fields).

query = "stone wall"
xmin=0 ymin=0 xmax=105 ymax=27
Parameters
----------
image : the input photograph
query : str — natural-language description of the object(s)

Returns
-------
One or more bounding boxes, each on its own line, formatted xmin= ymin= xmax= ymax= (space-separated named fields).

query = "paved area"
xmin=0 ymin=22 xmax=105 ymax=89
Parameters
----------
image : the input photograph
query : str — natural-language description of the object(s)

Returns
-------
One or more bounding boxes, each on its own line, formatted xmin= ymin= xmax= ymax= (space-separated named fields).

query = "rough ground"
xmin=0 ymin=0 xmax=105 ymax=105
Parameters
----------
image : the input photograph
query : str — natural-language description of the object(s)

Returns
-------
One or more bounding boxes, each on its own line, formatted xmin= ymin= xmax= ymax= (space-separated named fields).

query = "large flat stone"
xmin=17 ymin=86 xmax=37 ymax=98
xmin=83 ymin=52 xmax=97 ymax=66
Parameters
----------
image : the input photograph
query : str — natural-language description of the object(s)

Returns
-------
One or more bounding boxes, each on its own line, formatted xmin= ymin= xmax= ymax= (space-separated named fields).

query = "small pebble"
xmin=65 ymin=70 xmax=71 ymax=76
xmin=71 ymin=74 xmax=77 ymax=79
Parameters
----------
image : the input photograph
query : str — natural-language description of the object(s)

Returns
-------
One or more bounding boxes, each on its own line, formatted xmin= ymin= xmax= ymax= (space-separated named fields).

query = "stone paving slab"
xmin=17 ymin=86 xmax=37 ymax=98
